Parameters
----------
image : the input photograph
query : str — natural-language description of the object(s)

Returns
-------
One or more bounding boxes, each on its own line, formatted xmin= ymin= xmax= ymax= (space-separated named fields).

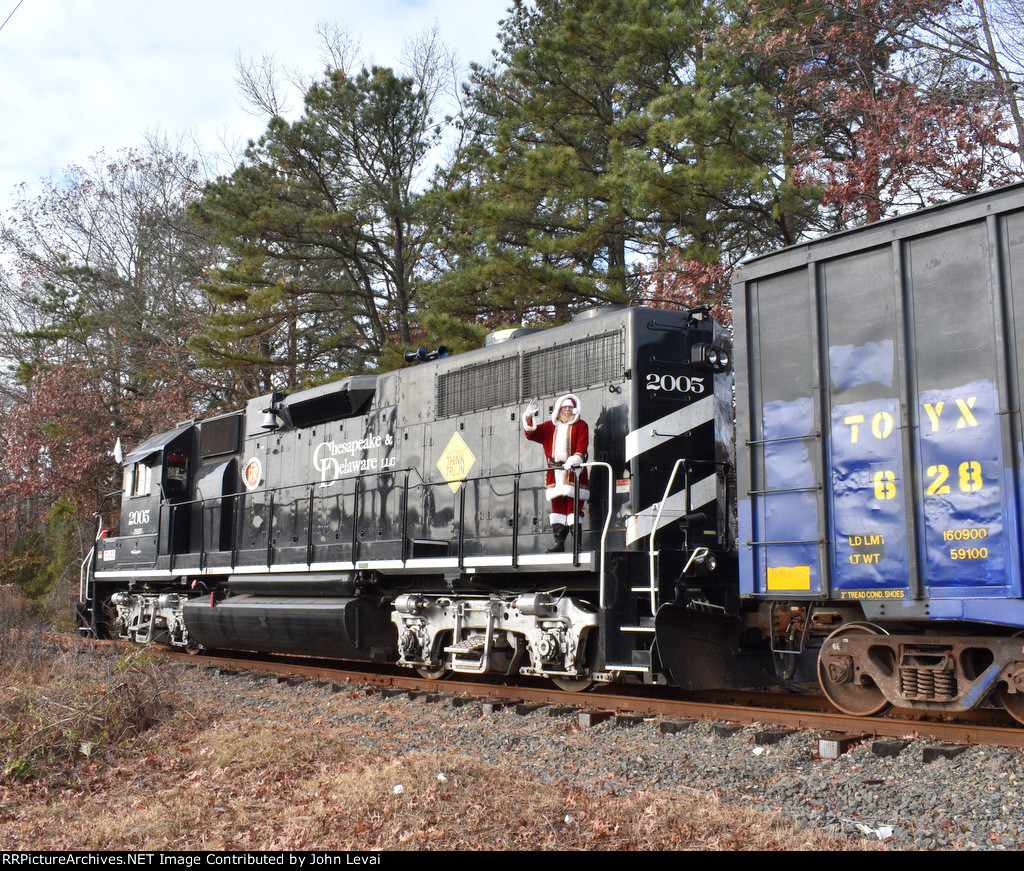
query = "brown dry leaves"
xmin=1 ymin=716 xmax=855 ymax=850
xmin=0 ymin=636 xmax=871 ymax=850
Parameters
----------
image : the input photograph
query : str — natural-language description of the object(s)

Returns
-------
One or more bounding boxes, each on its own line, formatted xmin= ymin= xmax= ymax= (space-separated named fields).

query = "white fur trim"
xmin=553 ymin=421 xmax=571 ymax=462
xmin=550 ymin=393 xmax=581 ymax=424
xmin=546 ymin=485 xmax=590 ymax=500
xmin=546 ymin=487 xmax=590 ymax=500
xmin=545 ymin=468 xmax=589 ymax=500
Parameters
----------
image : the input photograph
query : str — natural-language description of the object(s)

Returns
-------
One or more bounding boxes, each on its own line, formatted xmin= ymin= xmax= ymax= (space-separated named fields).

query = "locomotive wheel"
xmin=415 ymin=665 xmax=451 ymax=680
xmin=817 ymin=623 xmax=892 ymax=717
xmin=550 ymin=675 xmax=593 ymax=693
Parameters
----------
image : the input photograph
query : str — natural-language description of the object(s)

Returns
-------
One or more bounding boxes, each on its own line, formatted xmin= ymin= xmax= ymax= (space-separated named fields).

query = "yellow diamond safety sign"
xmin=437 ymin=432 xmax=476 ymax=493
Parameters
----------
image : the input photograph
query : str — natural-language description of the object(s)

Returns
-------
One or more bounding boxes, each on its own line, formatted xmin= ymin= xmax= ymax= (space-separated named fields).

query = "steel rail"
xmin=149 ymin=645 xmax=1024 ymax=750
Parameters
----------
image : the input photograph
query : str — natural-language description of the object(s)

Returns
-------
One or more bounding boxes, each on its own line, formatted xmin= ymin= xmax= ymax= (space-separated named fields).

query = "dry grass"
xmin=1 ymin=714 xmax=866 ymax=851
xmin=0 ymin=584 xmax=46 ymax=670
xmin=0 ymin=592 xmax=874 ymax=850
xmin=0 ymin=586 xmax=172 ymax=781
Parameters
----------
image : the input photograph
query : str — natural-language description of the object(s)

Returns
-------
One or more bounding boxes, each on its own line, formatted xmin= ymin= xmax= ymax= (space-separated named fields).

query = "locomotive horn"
xmin=405 ymin=346 xmax=449 ymax=363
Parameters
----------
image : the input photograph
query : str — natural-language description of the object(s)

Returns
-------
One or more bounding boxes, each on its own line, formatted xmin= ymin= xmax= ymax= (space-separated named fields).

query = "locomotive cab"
xmin=115 ymin=426 xmax=194 ymax=566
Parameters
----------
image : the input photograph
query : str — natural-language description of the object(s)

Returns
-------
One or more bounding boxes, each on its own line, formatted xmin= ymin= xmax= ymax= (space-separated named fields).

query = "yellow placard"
xmin=766 ymin=565 xmax=811 ymax=591
xmin=437 ymin=432 xmax=476 ymax=493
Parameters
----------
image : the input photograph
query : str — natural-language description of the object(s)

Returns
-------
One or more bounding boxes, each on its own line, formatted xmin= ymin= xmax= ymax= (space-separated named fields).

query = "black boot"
xmin=546 ymin=523 xmax=568 ymax=553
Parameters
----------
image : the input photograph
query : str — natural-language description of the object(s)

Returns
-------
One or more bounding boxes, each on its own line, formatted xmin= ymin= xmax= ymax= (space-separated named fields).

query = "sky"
xmin=0 ymin=0 xmax=513 ymax=211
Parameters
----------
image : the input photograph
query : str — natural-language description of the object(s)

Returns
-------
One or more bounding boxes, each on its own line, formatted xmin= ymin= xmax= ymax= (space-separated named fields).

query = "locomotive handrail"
xmin=648 ymin=458 xmax=690 ymax=615
xmin=580 ymin=462 xmax=613 ymax=608
xmin=81 ymin=495 xmax=120 ymax=603
xmin=512 ymin=476 xmax=521 ymax=567
xmin=79 ymin=546 xmax=95 ymax=604
xmin=103 ymin=460 xmax=615 ymax=574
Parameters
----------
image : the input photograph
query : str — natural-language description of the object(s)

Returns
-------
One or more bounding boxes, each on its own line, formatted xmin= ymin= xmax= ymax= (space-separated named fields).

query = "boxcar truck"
xmin=732 ymin=181 xmax=1024 ymax=723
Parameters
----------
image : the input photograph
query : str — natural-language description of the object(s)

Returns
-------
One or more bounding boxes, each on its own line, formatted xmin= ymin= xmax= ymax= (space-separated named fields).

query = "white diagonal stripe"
xmin=624 ymin=396 xmax=715 ymax=462
xmin=626 ymin=473 xmax=717 ymax=545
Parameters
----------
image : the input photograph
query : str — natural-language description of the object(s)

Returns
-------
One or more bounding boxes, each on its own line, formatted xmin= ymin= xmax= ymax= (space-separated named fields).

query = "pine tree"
xmin=426 ymin=0 xmax=822 ymax=327
xmin=190 ymin=65 xmax=452 ymax=387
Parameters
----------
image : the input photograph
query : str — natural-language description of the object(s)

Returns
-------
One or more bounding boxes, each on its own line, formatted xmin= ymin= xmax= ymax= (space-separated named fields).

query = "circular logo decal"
xmin=242 ymin=457 xmax=263 ymax=491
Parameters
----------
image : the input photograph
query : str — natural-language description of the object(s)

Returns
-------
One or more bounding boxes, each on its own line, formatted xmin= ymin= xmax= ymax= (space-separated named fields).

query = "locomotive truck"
xmin=79 ymin=180 xmax=1024 ymax=724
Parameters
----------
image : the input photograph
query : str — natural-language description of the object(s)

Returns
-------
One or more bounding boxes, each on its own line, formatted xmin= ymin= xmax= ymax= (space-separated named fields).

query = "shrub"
xmin=0 ymin=589 xmax=175 ymax=781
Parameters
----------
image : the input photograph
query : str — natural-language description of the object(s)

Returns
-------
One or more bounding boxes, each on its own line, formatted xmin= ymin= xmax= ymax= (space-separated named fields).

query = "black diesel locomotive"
xmin=80 ymin=304 xmax=744 ymax=690
xmin=81 ymin=182 xmax=1024 ymax=723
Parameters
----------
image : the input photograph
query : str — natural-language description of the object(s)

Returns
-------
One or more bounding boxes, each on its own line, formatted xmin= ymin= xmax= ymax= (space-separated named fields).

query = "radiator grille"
xmin=435 ymin=329 xmax=625 ymax=417
xmin=437 ymin=356 xmax=520 ymax=418
xmin=522 ymin=330 xmax=624 ymax=399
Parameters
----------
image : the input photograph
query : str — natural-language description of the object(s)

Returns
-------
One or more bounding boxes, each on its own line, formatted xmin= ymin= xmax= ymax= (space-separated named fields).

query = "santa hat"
xmin=551 ymin=393 xmax=581 ymax=424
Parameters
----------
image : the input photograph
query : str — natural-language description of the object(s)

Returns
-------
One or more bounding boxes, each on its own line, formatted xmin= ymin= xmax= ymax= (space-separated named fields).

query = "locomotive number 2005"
xmin=127 ymin=509 xmax=151 ymax=526
xmin=646 ymin=373 xmax=706 ymax=394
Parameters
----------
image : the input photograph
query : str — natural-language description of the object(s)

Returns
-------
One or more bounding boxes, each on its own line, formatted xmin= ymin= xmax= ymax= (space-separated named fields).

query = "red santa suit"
xmin=523 ymin=394 xmax=589 ymax=527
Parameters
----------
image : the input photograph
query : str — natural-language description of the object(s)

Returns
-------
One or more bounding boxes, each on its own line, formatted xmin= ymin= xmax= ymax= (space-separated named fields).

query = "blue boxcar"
xmin=733 ymin=181 xmax=1024 ymax=720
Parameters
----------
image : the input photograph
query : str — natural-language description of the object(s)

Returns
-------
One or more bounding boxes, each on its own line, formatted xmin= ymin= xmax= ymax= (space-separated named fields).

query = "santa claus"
xmin=522 ymin=393 xmax=589 ymax=552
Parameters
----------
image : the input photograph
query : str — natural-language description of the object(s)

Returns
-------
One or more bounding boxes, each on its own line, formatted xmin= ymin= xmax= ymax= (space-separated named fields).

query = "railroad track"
xmin=125 ymin=642 xmax=1024 ymax=751
xmin=61 ymin=632 xmax=1024 ymax=749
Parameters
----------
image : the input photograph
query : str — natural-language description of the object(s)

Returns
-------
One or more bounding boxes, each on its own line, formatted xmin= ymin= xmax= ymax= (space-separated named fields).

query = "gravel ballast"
xmin=171 ymin=663 xmax=1024 ymax=851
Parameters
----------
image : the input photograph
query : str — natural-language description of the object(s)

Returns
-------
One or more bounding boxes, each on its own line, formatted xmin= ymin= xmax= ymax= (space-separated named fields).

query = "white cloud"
xmin=0 ymin=0 xmax=510 ymax=204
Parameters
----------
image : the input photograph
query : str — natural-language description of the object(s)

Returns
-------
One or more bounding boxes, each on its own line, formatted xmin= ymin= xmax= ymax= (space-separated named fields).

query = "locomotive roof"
xmin=223 ymin=304 xmax=699 ymax=435
xmin=123 ymin=424 xmax=191 ymax=464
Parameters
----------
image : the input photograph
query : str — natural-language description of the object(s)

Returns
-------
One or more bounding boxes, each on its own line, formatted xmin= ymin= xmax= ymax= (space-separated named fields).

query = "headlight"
xmin=690 ymin=343 xmax=732 ymax=373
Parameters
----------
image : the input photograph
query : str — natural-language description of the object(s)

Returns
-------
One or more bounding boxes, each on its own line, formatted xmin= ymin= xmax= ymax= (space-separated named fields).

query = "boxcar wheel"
xmin=994 ymin=686 xmax=1024 ymax=725
xmin=817 ymin=622 xmax=892 ymax=717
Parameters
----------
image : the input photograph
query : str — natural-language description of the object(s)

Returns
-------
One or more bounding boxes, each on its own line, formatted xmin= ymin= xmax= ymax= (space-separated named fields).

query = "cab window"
xmin=124 ymin=461 xmax=154 ymax=498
